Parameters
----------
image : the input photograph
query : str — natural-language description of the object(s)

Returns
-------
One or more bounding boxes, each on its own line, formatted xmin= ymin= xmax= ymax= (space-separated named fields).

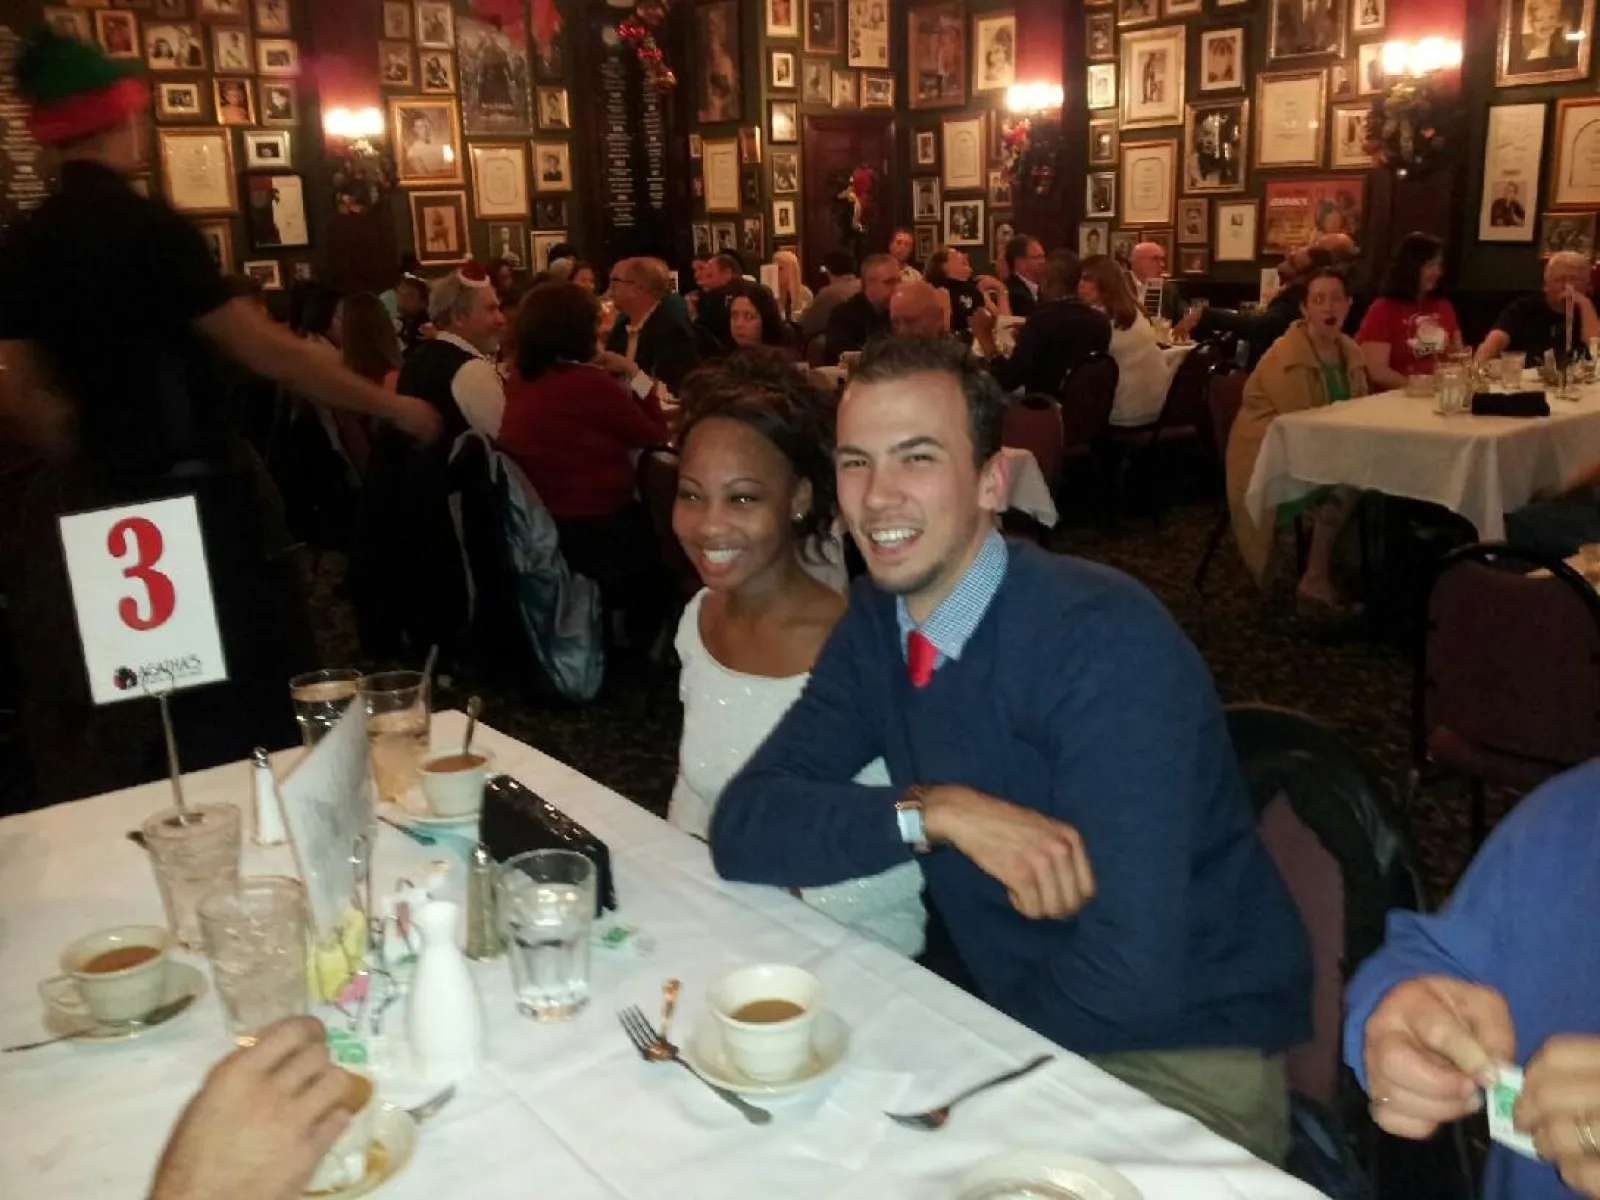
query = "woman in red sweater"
xmin=498 ymin=281 xmax=668 ymax=590
xmin=1355 ymin=231 xmax=1460 ymax=391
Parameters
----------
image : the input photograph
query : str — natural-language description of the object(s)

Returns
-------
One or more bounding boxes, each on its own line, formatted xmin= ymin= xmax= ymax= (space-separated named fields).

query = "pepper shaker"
xmin=251 ymin=747 xmax=287 ymax=846
xmin=464 ymin=843 xmax=503 ymax=960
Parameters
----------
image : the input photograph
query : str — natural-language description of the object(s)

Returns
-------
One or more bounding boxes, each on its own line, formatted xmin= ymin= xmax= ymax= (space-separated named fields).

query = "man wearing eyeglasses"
xmin=1003 ymin=234 xmax=1046 ymax=317
xmin=596 ymin=257 xmax=698 ymax=399
xmin=1128 ymin=242 xmax=1183 ymax=324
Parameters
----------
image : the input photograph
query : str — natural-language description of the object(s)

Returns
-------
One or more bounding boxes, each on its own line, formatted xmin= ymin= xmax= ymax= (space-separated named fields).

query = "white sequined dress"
xmin=669 ymin=590 xmax=927 ymax=957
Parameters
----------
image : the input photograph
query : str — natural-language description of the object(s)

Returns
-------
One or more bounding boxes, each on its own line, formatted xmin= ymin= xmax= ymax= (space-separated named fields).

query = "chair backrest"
xmin=1156 ymin=338 xmax=1224 ymax=432
xmin=1203 ymin=366 xmax=1247 ymax=466
xmin=1001 ymin=395 xmax=1065 ymax=489
xmin=805 ymin=333 xmax=827 ymax=368
xmin=635 ymin=449 xmax=701 ymax=599
xmin=1418 ymin=542 xmax=1600 ymax=768
xmin=1058 ymin=352 xmax=1119 ymax=448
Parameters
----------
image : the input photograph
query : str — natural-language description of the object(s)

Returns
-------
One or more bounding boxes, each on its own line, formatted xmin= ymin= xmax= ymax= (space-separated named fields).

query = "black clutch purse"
xmin=1471 ymin=390 xmax=1550 ymax=418
xmin=479 ymin=775 xmax=617 ymax=916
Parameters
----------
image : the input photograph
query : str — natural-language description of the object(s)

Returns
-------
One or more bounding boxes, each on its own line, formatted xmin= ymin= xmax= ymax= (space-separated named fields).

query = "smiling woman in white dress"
xmin=668 ymin=350 xmax=925 ymax=957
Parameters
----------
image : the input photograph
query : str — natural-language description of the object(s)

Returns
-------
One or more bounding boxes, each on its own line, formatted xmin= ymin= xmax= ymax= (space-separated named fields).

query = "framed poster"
xmin=381 ymin=40 xmax=415 ymax=87
xmin=532 ymin=142 xmax=571 ymax=193
xmin=213 ymin=77 xmax=254 ymax=125
xmin=469 ymin=143 xmax=530 ymax=218
xmin=1541 ymin=211 xmax=1596 ymax=258
xmin=415 ymin=1 xmax=454 ymax=49
xmin=805 ymin=0 xmax=842 ymax=53
xmin=1087 ymin=11 xmax=1115 ymax=59
xmin=767 ymin=0 xmax=800 ymax=37
xmin=1079 ymin=220 xmax=1110 ymax=258
xmin=1120 ymin=25 xmax=1185 ymax=130
xmin=459 ymin=16 xmax=529 ymax=134
xmin=1087 ymin=63 xmax=1117 ymax=110
xmin=848 ymin=0 xmax=890 ymax=67
xmin=1352 ymin=0 xmax=1384 ymax=31
xmin=703 ymin=137 xmax=741 ymax=212
xmin=1255 ymin=71 xmax=1326 ymax=168
xmin=1121 ymin=139 xmax=1177 ymax=226
xmin=1199 ymin=27 xmax=1245 ymax=91
xmin=256 ymin=37 xmax=298 ymax=75
xmin=1330 ymin=103 xmax=1372 ymax=168
xmin=1184 ymin=98 xmax=1248 ymax=192
xmin=245 ymin=172 xmax=309 ymax=249
xmin=1268 ymin=0 xmax=1346 ymax=62
xmin=158 ymin=128 xmax=236 ymax=214
xmin=1118 ymin=0 xmax=1159 ymax=27
xmin=155 ymin=80 xmax=204 ymax=119
xmin=908 ymin=1 xmax=966 ymax=110
xmin=390 ymin=98 xmax=465 ymax=186
xmin=942 ymin=114 xmax=986 ymax=190
xmin=242 ymin=129 xmax=290 ymax=168
xmin=1497 ymin=0 xmax=1594 ymax=87
xmin=696 ymin=1 xmax=742 ymax=123
xmin=802 ymin=57 xmax=833 ymax=102
xmin=912 ymin=175 xmax=941 ymax=220
xmin=420 ymin=49 xmax=456 ymax=94
xmin=409 ymin=190 xmax=469 ymax=265
xmin=1215 ymin=198 xmax=1259 ymax=261
xmin=1479 ymin=103 xmax=1545 ymax=243
xmin=943 ymin=197 xmax=985 ymax=246
xmin=1262 ymin=176 xmax=1366 ymax=252
xmin=1089 ymin=118 xmax=1119 ymax=165
xmin=1086 ymin=171 xmax=1117 ymax=217
xmin=1552 ymin=97 xmax=1600 ymax=209
xmin=487 ymin=222 xmax=527 ymax=269
xmin=1177 ymin=197 xmax=1209 ymax=244
xmin=973 ymin=11 xmax=1017 ymax=93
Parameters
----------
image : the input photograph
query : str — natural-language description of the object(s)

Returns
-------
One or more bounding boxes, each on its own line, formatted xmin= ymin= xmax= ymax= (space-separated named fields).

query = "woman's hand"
xmin=1518 ymin=1036 xmax=1600 ymax=1197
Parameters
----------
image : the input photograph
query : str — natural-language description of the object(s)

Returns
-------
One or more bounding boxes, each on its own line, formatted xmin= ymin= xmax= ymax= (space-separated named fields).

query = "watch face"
xmin=896 ymin=802 xmax=927 ymax=846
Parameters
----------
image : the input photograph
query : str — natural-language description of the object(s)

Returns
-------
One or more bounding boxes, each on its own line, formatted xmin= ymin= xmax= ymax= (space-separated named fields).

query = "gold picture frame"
xmin=389 ymin=97 xmax=465 ymax=187
xmin=158 ymin=127 xmax=238 ymax=215
xmin=1497 ymin=0 xmax=1594 ymax=87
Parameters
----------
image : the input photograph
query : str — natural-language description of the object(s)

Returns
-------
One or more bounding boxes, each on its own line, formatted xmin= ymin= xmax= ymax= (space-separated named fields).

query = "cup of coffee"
xmin=39 ymin=925 xmax=171 ymax=1024
xmin=306 ymin=1067 xmax=377 ymax=1192
xmin=709 ymin=963 xmax=821 ymax=1081
xmin=417 ymin=746 xmax=495 ymax=818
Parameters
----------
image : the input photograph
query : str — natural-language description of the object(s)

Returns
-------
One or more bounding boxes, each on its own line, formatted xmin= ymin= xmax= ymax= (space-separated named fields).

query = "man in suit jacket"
xmin=1004 ymin=234 xmax=1046 ymax=317
xmin=822 ymin=253 xmax=899 ymax=365
xmin=599 ymin=257 xmax=698 ymax=396
xmin=973 ymin=251 xmax=1112 ymax=394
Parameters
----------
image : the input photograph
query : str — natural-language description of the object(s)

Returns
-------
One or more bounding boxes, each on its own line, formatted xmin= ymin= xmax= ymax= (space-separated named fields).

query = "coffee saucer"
xmin=954 ymin=1151 xmax=1141 ymax=1200
xmin=682 ymin=1007 xmax=850 ymax=1097
xmin=388 ymin=792 xmax=479 ymax=827
xmin=40 ymin=961 xmax=206 ymax=1042
xmin=305 ymin=1105 xmax=417 ymax=1198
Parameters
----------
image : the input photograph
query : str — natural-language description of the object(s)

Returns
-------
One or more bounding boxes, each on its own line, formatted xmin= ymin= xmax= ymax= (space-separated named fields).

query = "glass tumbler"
xmin=199 ymin=877 xmax=309 ymax=1044
xmin=1500 ymin=351 xmax=1527 ymax=389
xmin=499 ymin=850 xmax=596 ymax=1022
xmin=359 ymin=671 xmax=430 ymax=804
xmin=288 ymin=668 xmax=362 ymax=747
xmin=142 ymin=803 xmax=242 ymax=950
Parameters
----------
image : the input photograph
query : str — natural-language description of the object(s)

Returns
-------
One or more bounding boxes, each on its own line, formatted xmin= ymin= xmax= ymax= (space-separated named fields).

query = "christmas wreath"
xmin=328 ymin=137 xmax=396 ymax=215
xmin=1364 ymin=76 xmax=1459 ymax=179
xmin=997 ymin=116 xmax=1062 ymax=196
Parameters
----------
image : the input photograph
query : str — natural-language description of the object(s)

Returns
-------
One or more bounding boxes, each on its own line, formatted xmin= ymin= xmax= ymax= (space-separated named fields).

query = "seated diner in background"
xmin=1003 ymin=234 xmax=1046 ymax=317
xmin=1225 ymin=269 xmax=1370 ymax=618
xmin=971 ymin=249 xmax=1111 ymax=396
xmin=601 ymin=256 xmax=699 ymax=398
xmin=1505 ymin=453 xmax=1600 ymax=558
xmin=1355 ymin=232 xmax=1460 ymax=391
xmin=925 ymin=246 xmax=1006 ymax=337
xmin=1127 ymin=241 xmax=1184 ymax=323
xmin=1475 ymin=252 xmax=1600 ymax=368
xmin=1194 ymin=246 xmax=1334 ymax=368
xmin=771 ymin=249 xmax=813 ymax=325
xmin=800 ymin=251 xmax=861 ymax=342
xmin=821 ymin=252 xmax=897 ymax=365
xmin=727 ymin=281 xmax=793 ymax=354
xmin=888 ymin=278 xmax=951 ymax=340
xmin=1078 ymin=255 xmax=1172 ymax=428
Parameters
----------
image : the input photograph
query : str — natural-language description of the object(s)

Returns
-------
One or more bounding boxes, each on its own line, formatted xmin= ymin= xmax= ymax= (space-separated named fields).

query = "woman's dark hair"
xmin=293 ymin=283 xmax=341 ymax=338
xmin=925 ymin=250 xmax=953 ymax=286
xmin=676 ymin=348 xmax=838 ymax=546
xmin=728 ymin=282 xmax=789 ymax=349
xmin=568 ymin=259 xmax=597 ymax=283
xmin=514 ymin=281 xmax=598 ymax=379
xmin=1302 ymin=267 xmax=1351 ymax=298
xmin=1381 ymin=231 xmax=1445 ymax=302
xmin=338 ymin=293 xmax=401 ymax=383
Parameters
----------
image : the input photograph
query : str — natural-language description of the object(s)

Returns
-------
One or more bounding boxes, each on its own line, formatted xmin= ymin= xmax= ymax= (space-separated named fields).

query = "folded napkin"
xmin=787 ymin=1069 xmax=911 ymax=1171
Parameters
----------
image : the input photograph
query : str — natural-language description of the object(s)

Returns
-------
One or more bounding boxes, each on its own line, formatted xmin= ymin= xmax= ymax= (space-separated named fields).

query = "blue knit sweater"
xmin=712 ymin=542 xmax=1311 ymax=1057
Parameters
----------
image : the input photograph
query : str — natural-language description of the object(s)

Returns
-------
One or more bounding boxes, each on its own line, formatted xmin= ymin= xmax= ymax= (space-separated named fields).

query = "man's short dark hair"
xmin=851 ymin=335 xmax=1005 ymax=468
xmin=1003 ymin=233 xmax=1037 ymax=272
xmin=1041 ymin=249 xmax=1083 ymax=301
xmin=714 ymin=251 xmax=744 ymax=277
xmin=823 ymin=250 xmax=856 ymax=277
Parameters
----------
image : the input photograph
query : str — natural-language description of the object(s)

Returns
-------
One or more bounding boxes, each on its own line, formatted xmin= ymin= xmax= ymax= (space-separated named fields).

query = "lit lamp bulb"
xmin=1005 ymin=82 xmax=1063 ymax=114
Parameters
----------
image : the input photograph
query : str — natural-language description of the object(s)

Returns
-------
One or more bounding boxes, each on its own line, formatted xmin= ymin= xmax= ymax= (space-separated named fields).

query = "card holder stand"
xmin=479 ymin=775 xmax=617 ymax=916
xmin=1471 ymin=390 xmax=1550 ymax=418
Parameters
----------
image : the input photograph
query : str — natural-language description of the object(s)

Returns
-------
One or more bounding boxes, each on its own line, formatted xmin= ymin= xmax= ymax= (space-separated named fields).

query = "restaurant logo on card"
xmin=113 ymin=655 xmax=208 ymax=693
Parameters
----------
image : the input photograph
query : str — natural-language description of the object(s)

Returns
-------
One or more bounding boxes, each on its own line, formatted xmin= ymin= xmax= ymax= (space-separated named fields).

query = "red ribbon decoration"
xmin=470 ymin=0 xmax=524 ymax=38
xmin=618 ymin=4 xmax=677 ymax=93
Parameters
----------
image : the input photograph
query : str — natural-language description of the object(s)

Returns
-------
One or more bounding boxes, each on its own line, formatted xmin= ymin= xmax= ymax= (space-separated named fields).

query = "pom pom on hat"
xmin=16 ymin=25 xmax=148 ymax=146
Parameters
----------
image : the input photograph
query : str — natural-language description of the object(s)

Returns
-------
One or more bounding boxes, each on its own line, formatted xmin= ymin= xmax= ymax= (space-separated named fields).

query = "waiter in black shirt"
xmin=0 ymin=30 xmax=440 ymax=802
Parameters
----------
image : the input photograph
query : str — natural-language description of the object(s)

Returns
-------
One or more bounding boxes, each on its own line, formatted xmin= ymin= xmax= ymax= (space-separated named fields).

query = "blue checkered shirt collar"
xmin=896 ymin=531 xmax=1009 ymax=666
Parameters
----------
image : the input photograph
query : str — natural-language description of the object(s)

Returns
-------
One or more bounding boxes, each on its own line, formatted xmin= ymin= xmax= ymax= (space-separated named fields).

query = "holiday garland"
xmin=619 ymin=2 xmax=677 ymax=92
xmin=1363 ymin=76 xmax=1459 ymax=179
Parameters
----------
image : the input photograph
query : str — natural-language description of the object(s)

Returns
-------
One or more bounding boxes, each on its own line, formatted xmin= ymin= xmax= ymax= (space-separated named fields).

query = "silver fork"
xmin=405 ymin=1085 xmax=456 ymax=1125
xmin=885 ymin=1053 xmax=1055 ymax=1130
xmin=617 ymin=1006 xmax=772 ymax=1125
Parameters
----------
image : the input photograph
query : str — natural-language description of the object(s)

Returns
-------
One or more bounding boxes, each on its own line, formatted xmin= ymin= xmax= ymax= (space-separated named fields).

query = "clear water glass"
xmin=142 ymin=803 xmax=242 ymax=950
xmin=199 ymin=877 xmax=309 ymax=1044
xmin=1434 ymin=363 xmax=1468 ymax=415
xmin=288 ymin=668 xmax=361 ymax=747
xmin=499 ymin=850 xmax=595 ymax=1022
xmin=359 ymin=671 xmax=430 ymax=803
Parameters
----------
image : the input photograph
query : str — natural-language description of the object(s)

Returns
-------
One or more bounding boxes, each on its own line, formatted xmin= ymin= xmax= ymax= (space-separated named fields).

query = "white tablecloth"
xmin=1001 ymin=446 xmax=1059 ymax=528
xmin=0 ymin=713 xmax=1320 ymax=1199
xmin=1243 ymin=385 xmax=1600 ymax=540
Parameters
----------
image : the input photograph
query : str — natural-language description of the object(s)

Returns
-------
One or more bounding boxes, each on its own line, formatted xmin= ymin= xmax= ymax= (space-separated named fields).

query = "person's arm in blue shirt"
xmin=710 ymin=596 xmax=909 ymax=886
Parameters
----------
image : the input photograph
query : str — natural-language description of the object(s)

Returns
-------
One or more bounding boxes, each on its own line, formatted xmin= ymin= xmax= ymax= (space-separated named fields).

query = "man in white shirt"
xmin=1129 ymin=242 xmax=1183 ymax=323
xmin=414 ymin=263 xmax=506 ymax=437
xmin=890 ymin=228 xmax=923 ymax=282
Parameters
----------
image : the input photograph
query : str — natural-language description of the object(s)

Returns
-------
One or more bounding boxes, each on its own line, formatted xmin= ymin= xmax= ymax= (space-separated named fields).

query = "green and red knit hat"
xmin=16 ymin=25 xmax=149 ymax=146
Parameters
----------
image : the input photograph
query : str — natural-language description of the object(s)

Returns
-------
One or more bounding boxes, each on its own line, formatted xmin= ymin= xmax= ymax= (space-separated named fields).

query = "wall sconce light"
xmin=1005 ymin=82 xmax=1064 ymax=115
xmin=999 ymin=82 xmax=1065 ymax=197
xmin=1378 ymin=37 xmax=1463 ymax=78
xmin=322 ymin=106 xmax=386 ymax=140
xmin=321 ymin=107 xmax=395 ymax=215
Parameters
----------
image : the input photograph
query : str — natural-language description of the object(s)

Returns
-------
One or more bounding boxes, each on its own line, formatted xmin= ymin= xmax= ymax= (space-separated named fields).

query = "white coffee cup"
xmin=39 ymin=925 xmax=171 ymax=1024
xmin=417 ymin=746 xmax=495 ymax=818
xmin=709 ymin=963 xmax=821 ymax=1082
xmin=306 ymin=1067 xmax=377 ymax=1192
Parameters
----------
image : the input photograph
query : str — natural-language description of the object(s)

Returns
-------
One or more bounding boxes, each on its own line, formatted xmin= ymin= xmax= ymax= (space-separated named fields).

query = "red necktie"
xmin=907 ymin=630 xmax=936 ymax=689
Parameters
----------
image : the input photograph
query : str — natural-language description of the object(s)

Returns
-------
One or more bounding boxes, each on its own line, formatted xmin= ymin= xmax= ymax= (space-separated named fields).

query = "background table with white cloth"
xmin=0 ymin=713 xmax=1320 ymax=1199
xmin=1244 ymin=385 xmax=1600 ymax=541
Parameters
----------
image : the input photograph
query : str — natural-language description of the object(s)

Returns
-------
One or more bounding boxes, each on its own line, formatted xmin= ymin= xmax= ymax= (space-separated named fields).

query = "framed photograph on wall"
xmin=382 ymin=1 xmax=411 ymax=39
xmin=1214 ymin=198 xmax=1259 ymax=261
xmin=767 ymin=0 xmax=800 ymax=37
xmin=1179 ymin=247 xmax=1212 ymax=274
xmin=390 ymin=98 xmax=465 ymax=186
xmin=973 ymin=11 xmax=1017 ymax=93
xmin=198 ymin=0 xmax=247 ymax=16
xmin=256 ymin=38 xmax=299 ymax=75
xmin=242 ymin=260 xmax=283 ymax=290
xmin=1479 ymin=102 xmax=1545 ymax=243
xmin=419 ymin=49 xmax=456 ymax=94
xmin=692 ymin=223 xmax=713 ymax=257
xmin=242 ymin=129 xmax=290 ymax=168
xmin=770 ymin=100 xmax=799 ymax=142
xmin=1330 ymin=103 xmax=1372 ymax=168
xmin=771 ymin=49 xmax=796 ymax=89
xmin=1087 ymin=11 xmax=1114 ymax=59
xmin=1357 ymin=43 xmax=1385 ymax=94
xmin=1118 ymin=0 xmax=1159 ymax=28
xmin=863 ymin=72 xmax=894 ymax=108
xmin=1079 ymin=220 xmax=1110 ymax=258
xmin=1352 ymin=0 xmax=1384 ymax=32
xmin=253 ymin=0 xmax=289 ymax=30
xmin=832 ymin=69 xmax=859 ymax=107
xmin=1199 ymin=27 xmax=1245 ymax=91
xmin=1086 ymin=171 xmax=1117 ymax=217
xmin=1184 ymin=99 xmax=1248 ymax=192
xmin=773 ymin=197 xmax=799 ymax=237
xmin=1120 ymin=139 xmax=1176 ymax=226
xmin=93 ymin=11 xmax=140 ymax=59
xmin=739 ymin=125 xmax=763 ymax=163
xmin=158 ymin=128 xmax=236 ymax=214
xmin=469 ymin=143 xmax=530 ymax=218
xmin=212 ymin=24 xmax=252 ymax=72
xmin=381 ymin=41 xmax=414 ymax=87
xmin=156 ymin=80 xmax=204 ymax=119
xmin=988 ymin=168 xmax=1012 ymax=208
xmin=532 ymin=142 xmax=572 ymax=193
xmin=805 ymin=0 xmax=842 ymax=54
xmin=742 ymin=213 xmax=766 ymax=257
xmin=245 ymin=172 xmax=309 ymax=249
xmin=696 ymin=1 xmax=742 ymax=123
xmin=533 ymin=198 xmax=568 ymax=229
xmin=145 ymin=23 xmax=206 ymax=70
xmin=212 ymin=78 xmax=255 ymax=126
xmin=1087 ymin=63 xmax=1117 ymax=110
xmin=1089 ymin=118 xmax=1119 ymax=165
xmin=1268 ymin=0 xmax=1346 ymax=62
xmin=487 ymin=222 xmax=527 ymax=269
xmin=1497 ymin=0 xmax=1594 ymax=87
xmin=1330 ymin=60 xmax=1355 ymax=98
xmin=802 ymin=58 xmax=833 ymax=103
xmin=261 ymin=82 xmax=297 ymax=125
xmin=915 ymin=224 xmax=938 ymax=262
xmin=536 ymin=87 xmax=570 ymax=130
xmin=943 ymin=197 xmax=985 ymax=246
xmin=1177 ymin=197 xmax=1209 ymax=244
xmin=1254 ymin=70 xmax=1326 ymax=168
xmin=914 ymin=129 xmax=938 ymax=167
xmin=703 ymin=137 xmax=741 ymax=212
xmin=1120 ymin=25 xmax=1185 ymax=130
xmin=1541 ymin=211 xmax=1596 ymax=258
xmin=848 ymin=0 xmax=890 ymax=67
xmin=942 ymin=114 xmax=986 ymax=190
xmin=196 ymin=220 xmax=234 ymax=274
xmin=1261 ymin=177 xmax=1365 ymax=253
xmin=531 ymin=232 xmax=568 ymax=271
xmin=415 ymin=1 xmax=454 ymax=49
xmin=908 ymin=0 xmax=966 ymax=110
xmin=1551 ymin=96 xmax=1600 ymax=209
xmin=990 ymin=214 xmax=1015 ymax=264
xmin=44 ymin=9 xmax=92 ymax=41
xmin=772 ymin=148 xmax=800 ymax=193
xmin=409 ymin=190 xmax=469 ymax=265
xmin=912 ymin=176 xmax=941 ymax=220
xmin=1167 ymin=0 xmax=1203 ymax=11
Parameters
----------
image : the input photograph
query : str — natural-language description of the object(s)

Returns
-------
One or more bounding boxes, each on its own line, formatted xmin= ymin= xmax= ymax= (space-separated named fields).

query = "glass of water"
xmin=359 ymin=671 xmax=430 ymax=803
xmin=288 ymin=668 xmax=362 ymax=747
xmin=499 ymin=850 xmax=595 ymax=1022
xmin=142 ymin=803 xmax=242 ymax=950
xmin=198 ymin=876 xmax=309 ymax=1044
xmin=1500 ymin=351 xmax=1527 ymax=390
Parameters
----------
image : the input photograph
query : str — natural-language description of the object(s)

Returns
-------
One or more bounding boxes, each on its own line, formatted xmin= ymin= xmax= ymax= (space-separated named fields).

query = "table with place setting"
xmin=0 ymin=710 xmax=1323 ymax=1200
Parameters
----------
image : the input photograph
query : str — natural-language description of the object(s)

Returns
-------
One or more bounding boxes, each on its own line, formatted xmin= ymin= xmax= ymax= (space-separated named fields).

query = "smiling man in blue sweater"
xmin=711 ymin=336 xmax=1310 ymax=1165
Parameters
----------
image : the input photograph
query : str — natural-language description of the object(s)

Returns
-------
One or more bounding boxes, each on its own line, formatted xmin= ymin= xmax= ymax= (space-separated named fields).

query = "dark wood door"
xmin=800 ymin=115 xmax=896 ymax=291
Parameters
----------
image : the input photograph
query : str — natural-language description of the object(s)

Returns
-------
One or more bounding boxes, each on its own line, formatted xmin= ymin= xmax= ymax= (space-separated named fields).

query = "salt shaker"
xmin=251 ymin=747 xmax=287 ymax=846
xmin=464 ymin=843 xmax=504 ymax=961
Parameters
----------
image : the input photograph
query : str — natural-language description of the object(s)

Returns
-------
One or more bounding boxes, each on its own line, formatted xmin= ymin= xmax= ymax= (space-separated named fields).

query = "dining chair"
xmin=1108 ymin=338 xmax=1224 ymax=521
xmin=1192 ymin=364 xmax=1248 ymax=594
xmin=1410 ymin=542 xmax=1600 ymax=848
xmin=1001 ymin=394 xmax=1065 ymax=493
xmin=1056 ymin=352 xmax=1119 ymax=520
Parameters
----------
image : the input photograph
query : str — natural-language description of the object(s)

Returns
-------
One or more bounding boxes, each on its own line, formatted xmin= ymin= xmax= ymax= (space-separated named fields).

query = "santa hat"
xmin=16 ymin=25 xmax=149 ymax=146
xmin=456 ymin=261 xmax=492 ymax=288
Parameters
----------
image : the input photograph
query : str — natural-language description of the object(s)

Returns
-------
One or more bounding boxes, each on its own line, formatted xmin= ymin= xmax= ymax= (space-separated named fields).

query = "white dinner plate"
xmin=955 ymin=1151 xmax=1141 ymax=1200
xmin=682 ymin=1007 xmax=850 ymax=1097
xmin=40 ymin=961 xmax=207 ymax=1043
xmin=305 ymin=1104 xmax=417 ymax=1198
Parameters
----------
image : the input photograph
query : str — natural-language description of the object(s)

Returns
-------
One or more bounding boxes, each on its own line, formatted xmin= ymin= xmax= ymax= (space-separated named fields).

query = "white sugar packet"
xmin=789 ymin=1069 xmax=912 ymax=1171
xmin=1486 ymin=1064 xmax=1540 ymax=1160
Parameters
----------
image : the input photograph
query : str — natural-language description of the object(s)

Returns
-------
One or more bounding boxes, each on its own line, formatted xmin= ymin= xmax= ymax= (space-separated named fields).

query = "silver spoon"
xmin=462 ymin=695 xmax=482 ymax=755
xmin=4 ymin=993 xmax=197 ymax=1053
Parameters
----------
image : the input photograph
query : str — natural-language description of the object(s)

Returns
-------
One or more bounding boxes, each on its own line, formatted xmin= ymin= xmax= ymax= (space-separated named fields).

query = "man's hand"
xmin=392 ymin=395 xmax=443 ymax=445
xmin=969 ymin=307 xmax=999 ymax=349
xmin=1361 ymin=977 xmax=1514 ymax=1140
xmin=150 ymin=1017 xmax=351 ymax=1200
xmin=1518 ymin=1035 xmax=1600 ymax=1197
xmin=591 ymin=350 xmax=640 ymax=381
xmin=922 ymin=785 xmax=1094 ymax=919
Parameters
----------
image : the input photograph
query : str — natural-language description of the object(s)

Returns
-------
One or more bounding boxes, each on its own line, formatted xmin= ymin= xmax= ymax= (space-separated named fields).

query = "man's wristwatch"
xmin=895 ymin=784 xmax=931 ymax=854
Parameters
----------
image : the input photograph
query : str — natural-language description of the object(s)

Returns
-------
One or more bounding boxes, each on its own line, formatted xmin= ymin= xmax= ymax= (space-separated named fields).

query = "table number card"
xmin=58 ymin=496 xmax=228 ymax=706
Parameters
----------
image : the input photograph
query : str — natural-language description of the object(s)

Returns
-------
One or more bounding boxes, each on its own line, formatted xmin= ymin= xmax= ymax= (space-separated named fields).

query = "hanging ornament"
xmin=469 ymin=0 xmax=524 ymax=38
xmin=619 ymin=2 xmax=677 ymax=92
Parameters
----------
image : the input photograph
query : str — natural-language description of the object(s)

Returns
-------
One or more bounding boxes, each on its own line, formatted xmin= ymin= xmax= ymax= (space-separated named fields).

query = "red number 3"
xmin=107 ymin=517 xmax=177 ymax=632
